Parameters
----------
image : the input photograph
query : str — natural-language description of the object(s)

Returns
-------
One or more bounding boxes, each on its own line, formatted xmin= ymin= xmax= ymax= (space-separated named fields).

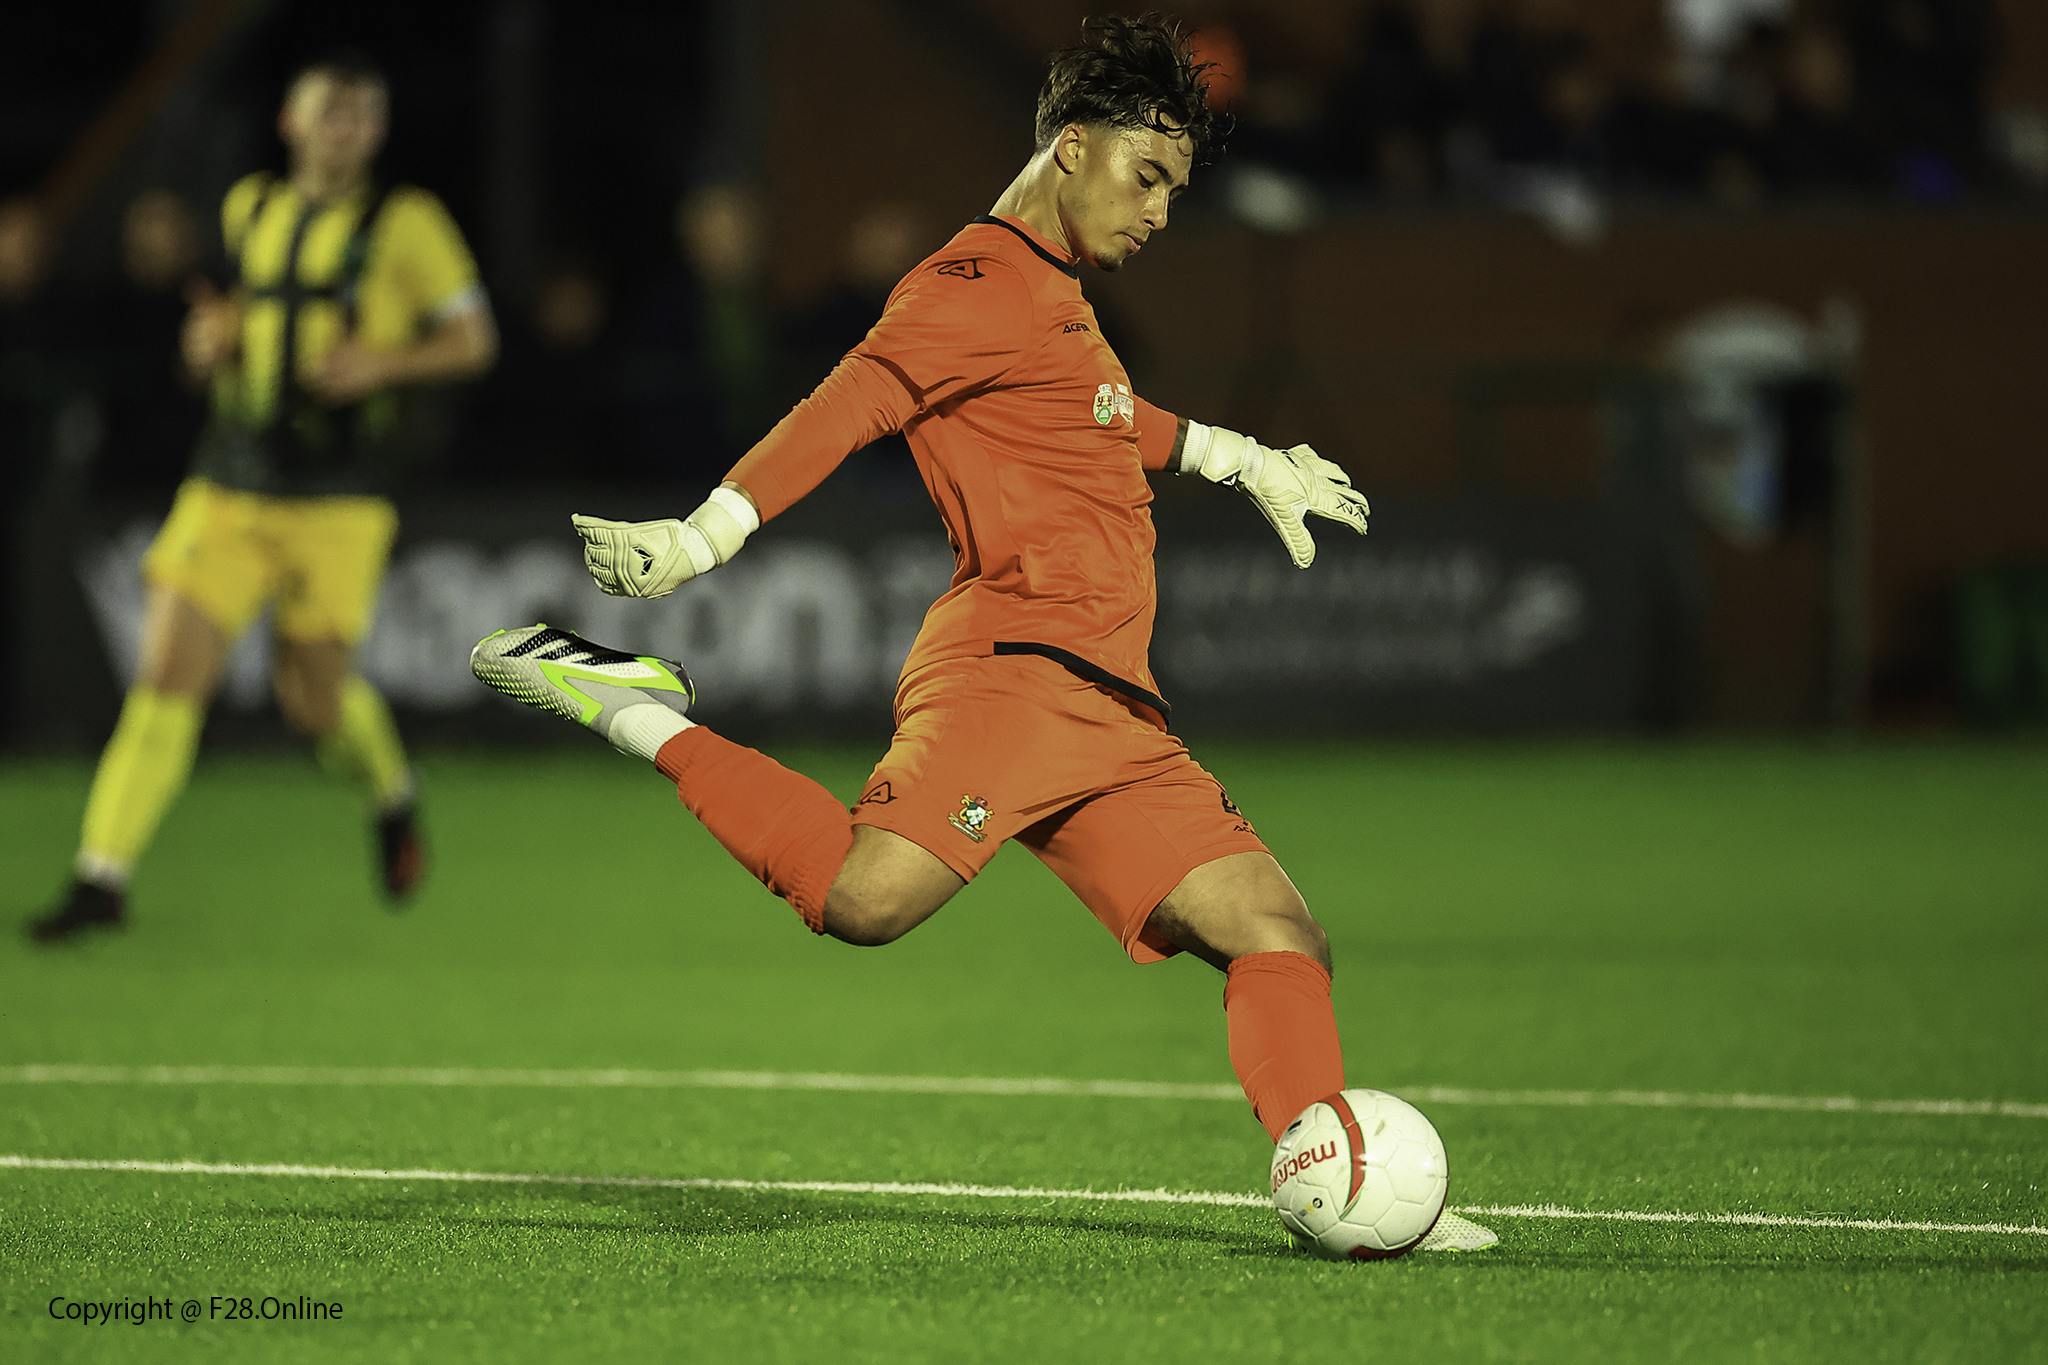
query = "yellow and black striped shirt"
xmin=193 ymin=173 xmax=483 ymax=494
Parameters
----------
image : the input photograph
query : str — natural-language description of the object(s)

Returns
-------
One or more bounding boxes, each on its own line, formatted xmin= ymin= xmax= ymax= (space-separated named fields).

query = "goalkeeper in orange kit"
xmin=471 ymin=17 xmax=1368 ymax=1144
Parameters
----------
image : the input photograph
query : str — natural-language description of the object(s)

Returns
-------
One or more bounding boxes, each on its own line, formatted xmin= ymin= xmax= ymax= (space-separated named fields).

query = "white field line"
xmin=3 ymin=1065 xmax=2044 ymax=1120
xmin=1404 ymin=1086 xmax=2048 ymax=1120
xmin=0 ymin=1155 xmax=1265 ymax=1208
xmin=2 ymin=1156 xmax=2042 ymax=1239
xmin=1462 ymin=1204 xmax=2048 ymax=1238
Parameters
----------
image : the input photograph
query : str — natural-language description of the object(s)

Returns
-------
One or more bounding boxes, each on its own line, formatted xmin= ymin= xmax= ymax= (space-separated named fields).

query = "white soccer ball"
xmin=1269 ymin=1088 xmax=1449 ymax=1260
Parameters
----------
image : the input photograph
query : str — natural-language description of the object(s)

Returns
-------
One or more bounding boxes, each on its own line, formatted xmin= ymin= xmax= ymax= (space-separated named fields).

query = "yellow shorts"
xmin=142 ymin=477 xmax=398 ymax=644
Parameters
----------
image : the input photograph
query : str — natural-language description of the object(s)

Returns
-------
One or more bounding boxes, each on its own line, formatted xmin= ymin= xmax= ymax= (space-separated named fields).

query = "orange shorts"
xmin=850 ymin=653 xmax=1269 ymax=962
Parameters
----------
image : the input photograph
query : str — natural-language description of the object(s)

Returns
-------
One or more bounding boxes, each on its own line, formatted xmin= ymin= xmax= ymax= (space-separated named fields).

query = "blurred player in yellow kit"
xmin=29 ymin=51 xmax=498 ymax=942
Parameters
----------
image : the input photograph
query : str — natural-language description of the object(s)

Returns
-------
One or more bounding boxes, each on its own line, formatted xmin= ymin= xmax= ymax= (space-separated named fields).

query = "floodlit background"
xmin=2 ymin=0 xmax=2046 ymax=746
xmin=2 ymin=8 xmax=2045 ymax=1360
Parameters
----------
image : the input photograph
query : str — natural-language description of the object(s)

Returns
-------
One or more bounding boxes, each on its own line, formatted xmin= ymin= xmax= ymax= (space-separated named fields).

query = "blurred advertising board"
xmin=26 ymin=484 xmax=1679 ymax=748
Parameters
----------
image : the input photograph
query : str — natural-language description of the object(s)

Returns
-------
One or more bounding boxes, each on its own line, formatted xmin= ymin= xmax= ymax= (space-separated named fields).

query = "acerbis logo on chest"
xmin=1092 ymin=382 xmax=1134 ymax=427
xmin=1062 ymin=321 xmax=1090 ymax=334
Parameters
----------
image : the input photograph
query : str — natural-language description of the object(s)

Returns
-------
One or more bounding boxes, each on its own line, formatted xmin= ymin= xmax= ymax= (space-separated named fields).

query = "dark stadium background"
xmin=3 ymin=0 xmax=2046 ymax=749
xmin=2 ymin=10 xmax=2044 ymax=1357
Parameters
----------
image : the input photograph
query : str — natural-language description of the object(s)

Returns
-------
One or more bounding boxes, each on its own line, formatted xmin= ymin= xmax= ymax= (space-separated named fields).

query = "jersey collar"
xmin=970 ymin=214 xmax=1080 ymax=278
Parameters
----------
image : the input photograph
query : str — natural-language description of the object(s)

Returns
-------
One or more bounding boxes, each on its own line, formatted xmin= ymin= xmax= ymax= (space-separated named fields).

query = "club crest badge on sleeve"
xmin=1092 ymin=382 xmax=1133 ymax=427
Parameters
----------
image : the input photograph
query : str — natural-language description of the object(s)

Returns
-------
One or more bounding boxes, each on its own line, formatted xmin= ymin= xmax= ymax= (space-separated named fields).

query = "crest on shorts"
xmin=1092 ymin=382 xmax=1133 ymax=427
xmin=949 ymin=794 xmax=992 ymax=843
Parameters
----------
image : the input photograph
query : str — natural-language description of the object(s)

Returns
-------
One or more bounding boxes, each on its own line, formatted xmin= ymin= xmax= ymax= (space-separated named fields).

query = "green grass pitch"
xmin=2 ymin=738 xmax=2044 ymax=1362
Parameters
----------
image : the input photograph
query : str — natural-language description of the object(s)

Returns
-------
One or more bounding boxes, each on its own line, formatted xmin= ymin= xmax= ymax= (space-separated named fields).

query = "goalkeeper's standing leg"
xmin=275 ymin=637 xmax=423 ymax=903
xmin=1147 ymin=857 xmax=1345 ymax=1142
xmin=29 ymin=592 xmax=225 ymax=942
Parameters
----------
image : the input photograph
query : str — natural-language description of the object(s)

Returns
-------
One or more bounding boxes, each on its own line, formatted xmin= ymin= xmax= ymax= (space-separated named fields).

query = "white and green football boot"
xmin=470 ymin=624 xmax=694 ymax=752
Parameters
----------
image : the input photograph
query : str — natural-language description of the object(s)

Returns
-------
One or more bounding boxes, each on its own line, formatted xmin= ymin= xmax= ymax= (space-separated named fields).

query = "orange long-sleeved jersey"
xmin=727 ymin=214 xmax=1182 ymax=720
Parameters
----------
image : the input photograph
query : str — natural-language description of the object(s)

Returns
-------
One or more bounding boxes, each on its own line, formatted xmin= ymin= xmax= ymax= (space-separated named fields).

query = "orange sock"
xmin=1224 ymin=951 xmax=1346 ymax=1141
xmin=655 ymin=728 xmax=853 ymax=933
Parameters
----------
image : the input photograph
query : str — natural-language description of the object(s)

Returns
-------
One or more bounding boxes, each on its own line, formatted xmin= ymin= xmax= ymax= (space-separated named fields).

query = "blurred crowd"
xmin=1204 ymin=0 xmax=2040 ymax=211
xmin=2 ymin=0 xmax=2041 ymax=506
xmin=466 ymin=187 xmax=928 ymax=492
xmin=0 ymin=180 xmax=932 ymax=499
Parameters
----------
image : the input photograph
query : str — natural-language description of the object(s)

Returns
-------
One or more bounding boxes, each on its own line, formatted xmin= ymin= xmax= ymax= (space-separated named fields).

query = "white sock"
xmin=606 ymin=703 xmax=694 ymax=763
xmin=74 ymin=850 xmax=132 ymax=891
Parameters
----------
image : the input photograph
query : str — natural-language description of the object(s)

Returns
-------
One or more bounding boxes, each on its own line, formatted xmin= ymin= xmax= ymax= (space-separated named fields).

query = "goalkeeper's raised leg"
xmin=469 ymin=625 xmax=697 ymax=761
xmin=470 ymin=615 xmax=896 ymax=940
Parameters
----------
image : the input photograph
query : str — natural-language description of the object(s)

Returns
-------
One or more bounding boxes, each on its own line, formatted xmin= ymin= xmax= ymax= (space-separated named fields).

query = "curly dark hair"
xmin=292 ymin=46 xmax=389 ymax=94
xmin=1034 ymin=15 xmax=1228 ymax=164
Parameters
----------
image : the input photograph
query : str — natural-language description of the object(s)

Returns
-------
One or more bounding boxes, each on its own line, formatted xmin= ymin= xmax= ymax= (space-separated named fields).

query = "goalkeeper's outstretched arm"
xmin=573 ymin=345 xmax=921 ymax=598
xmin=1167 ymin=417 xmax=1370 ymax=568
xmin=575 ymin=251 xmax=1033 ymax=599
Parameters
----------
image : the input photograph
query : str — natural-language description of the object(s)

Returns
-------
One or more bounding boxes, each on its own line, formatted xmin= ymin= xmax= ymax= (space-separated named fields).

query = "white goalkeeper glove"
xmin=1177 ymin=421 xmax=1368 ymax=568
xmin=571 ymin=486 xmax=761 ymax=598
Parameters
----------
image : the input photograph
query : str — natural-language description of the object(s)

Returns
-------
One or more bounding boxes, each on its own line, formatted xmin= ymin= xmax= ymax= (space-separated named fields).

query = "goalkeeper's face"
xmin=1057 ymin=121 xmax=1191 ymax=273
